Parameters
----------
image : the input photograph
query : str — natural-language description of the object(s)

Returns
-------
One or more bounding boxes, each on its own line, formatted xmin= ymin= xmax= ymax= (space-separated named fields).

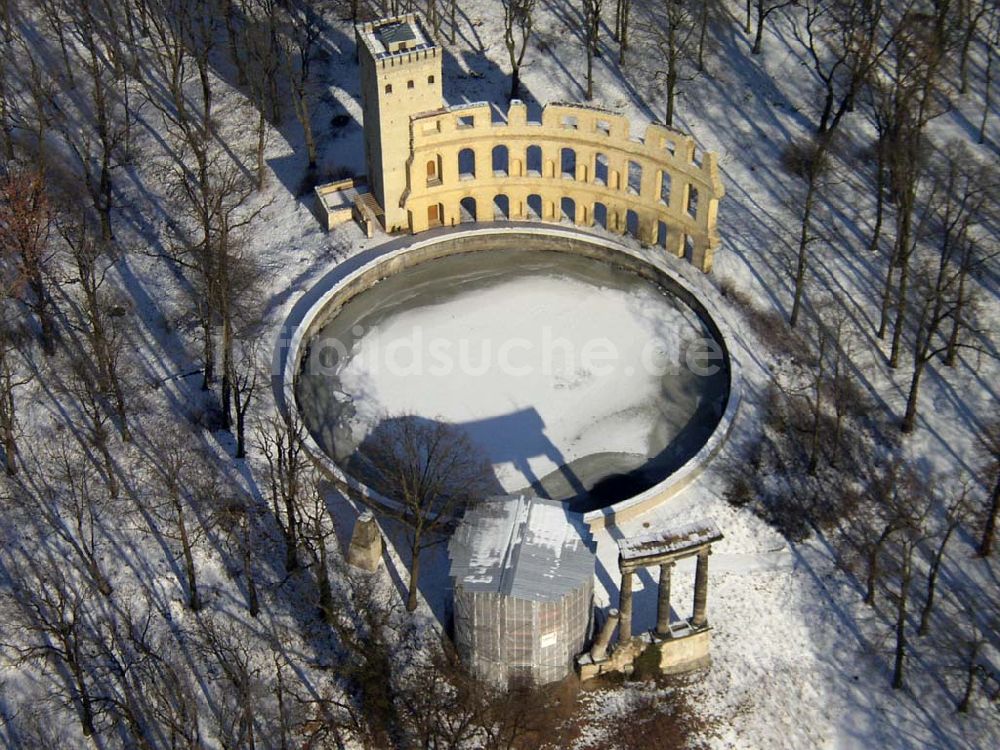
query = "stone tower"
xmin=357 ymin=15 xmax=442 ymax=233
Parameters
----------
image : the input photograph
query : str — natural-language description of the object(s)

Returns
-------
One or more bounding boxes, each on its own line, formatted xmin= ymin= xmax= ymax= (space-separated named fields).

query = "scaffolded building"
xmin=448 ymin=494 xmax=596 ymax=686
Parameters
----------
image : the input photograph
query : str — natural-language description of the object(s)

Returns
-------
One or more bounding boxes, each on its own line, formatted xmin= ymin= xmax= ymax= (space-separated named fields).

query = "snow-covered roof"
xmin=617 ymin=519 xmax=722 ymax=565
xmin=358 ymin=16 xmax=433 ymax=59
xmin=448 ymin=494 xmax=595 ymax=602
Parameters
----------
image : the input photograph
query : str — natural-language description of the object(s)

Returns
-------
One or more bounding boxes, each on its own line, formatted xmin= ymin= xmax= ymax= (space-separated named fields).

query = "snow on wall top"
xmin=448 ymin=494 xmax=595 ymax=602
xmin=617 ymin=519 xmax=723 ymax=564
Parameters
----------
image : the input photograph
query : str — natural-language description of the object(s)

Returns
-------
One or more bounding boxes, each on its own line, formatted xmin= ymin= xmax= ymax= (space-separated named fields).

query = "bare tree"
xmin=254 ymin=411 xmax=311 ymax=572
xmin=354 ymin=414 xmax=493 ymax=612
xmin=975 ymin=418 xmax=1000 ymax=557
xmin=0 ymin=169 xmax=58 ymax=354
xmin=198 ymin=617 xmax=264 ymax=750
xmin=61 ymin=354 xmax=122 ymax=499
xmin=958 ymin=0 xmax=991 ymax=94
xmin=795 ymin=0 xmax=891 ymax=136
xmin=584 ymin=0 xmax=602 ymax=101
xmin=281 ymin=3 xmax=321 ymax=174
xmin=0 ymin=280 xmax=31 ymax=475
xmin=2 ymin=553 xmax=102 ymax=737
xmin=298 ymin=479 xmax=337 ymax=623
xmin=891 ymin=528 xmax=918 ymax=690
xmin=146 ymin=429 xmax=213 ymax=610
xmin=751 ymin=0 xmax=796 ymax=55
xmin=900 ymin=145 xmax=995 ymax=433
xmin=502 ymin=0 xmax=537 ymax=101
xmin=650 ymin=0 xmax=699 ymax=128
xmin=216 ymin=492 xmax=262 ymax=617
xmin=230 ymin=325 xmax=263 ymax=459
xmin=783 ymin=136 xmax=831 ymax=328
xmin=614 ymin=0 xmax=631 ymax=65
xmin=978 ymin=6 xmax=998 ymax=144
xmin=8 ymin=438 xmax=116 ymax=597
xmin=59 ymin=215 xmax=132 ymax=441
xmin=918 ymin=485 xmax=970 ymax=636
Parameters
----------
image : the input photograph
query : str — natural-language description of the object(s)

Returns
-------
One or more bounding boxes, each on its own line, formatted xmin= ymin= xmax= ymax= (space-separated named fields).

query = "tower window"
xmin=428 ymin=75 xmax=435 ymax=84
xmin=385 ymin=83 xmax=392 ymax=94
xmin=407 ymin=79 xmax=414 ymax=89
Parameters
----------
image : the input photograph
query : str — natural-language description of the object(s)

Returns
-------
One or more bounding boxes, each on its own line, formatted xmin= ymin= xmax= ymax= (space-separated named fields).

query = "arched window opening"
xmin=526 ymin=145 xmax=542 ymax=176
xmin=687 ymin=186 xmax=699 ymax=218
xmin=459 ymin=197 xmax=477 ymax=223
xmin=492 ymin=145 xmax=509 ymax=176
xmin=626 ymin=210 xmax=640 ymax=238
xmin=657 ymin=221 xmax=668 ymax=248
xmin=593 ymin=203 xmax=608 ymax=229
xmin=560 ymin=197 xmax=576 ymax=224
xmin=426 ymin=156 xmax=441 ymax=186
xmin=527 ymin=194 xmax=543 ymax=219
xmin=594 ymin=153 xmax=608 ymax=186
xmin=458 ymin=148 xmax=476 ymax=180
xmin=627 ymin=161 xmax=642 ymax=195
xmin=659 ymin=172 xmax=672 ymax=205
xmin=561 ymin=148 xmax=576 ymax=180
xmin=493 ymin=194 xmax=510 ymax=220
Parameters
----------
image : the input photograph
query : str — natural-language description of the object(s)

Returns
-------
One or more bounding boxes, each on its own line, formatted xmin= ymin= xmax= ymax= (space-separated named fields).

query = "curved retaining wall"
xmin=282 ymin=226 xmax=741 ymax=529
xmin=400 ymin=102 xmax=725 ymax=272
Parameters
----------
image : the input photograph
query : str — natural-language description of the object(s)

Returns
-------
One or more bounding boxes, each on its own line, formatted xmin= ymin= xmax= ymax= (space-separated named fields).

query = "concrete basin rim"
xmin=279 ymin=224 xmax=742 ymax=528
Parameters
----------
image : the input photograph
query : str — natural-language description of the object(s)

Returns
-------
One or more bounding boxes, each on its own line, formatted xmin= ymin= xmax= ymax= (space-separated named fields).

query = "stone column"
xmin=618 ymin=570 xmax=633 ymax=641
xmin=692 ymin=549 xmax=710 ymax=628
xmin=589 ymin=608 xmax=620 ymax=662
xmin=655 ymin=562 xmax=673 ymax=638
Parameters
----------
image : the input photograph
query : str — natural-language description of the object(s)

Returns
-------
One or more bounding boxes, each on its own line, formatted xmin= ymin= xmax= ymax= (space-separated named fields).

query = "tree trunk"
xmin=957 ymin=643 xmax=980 ymax=712
xmin=752 ymin=1 xmax=765 ymax=54
xmin=977 ymin=471 xmax=1000 ymax=557
xmin=789 ymin=169 xmax=819 ymax=328
xmin=918 ymin=525 xmax=955 ymax=636
xmin=406 ymin=543 xmax=422 ymax=612
xmin=665 ymin=53 xmax=677 ymax=126
xmin=865 ymin=524 xmax=893 ymax=606
xmin=284 ymin=492 xmax=299 ymax=572
xmin=244 ymin=519 xmax=259 ymax=617
xmin=509 ymin=66 xmax=520 ymax=101
xmin=697 ymin=3 xmax=709 ymax=71
xmin=979 ymin=34 xmax=993 ymax=144
xmin=901 ymin=358 xmax=926 ymax=433
xmin=178 ymin=508 xmax=200 ymax=611
xmin=891 ymin=544 xmax=913 ymax=690
xmin=618 ymin=0 xmax=630 ymax=65
xmin=586 ymin=31 xmax=594 ymax=100
xmin=889 ymin=197 xmax=914 ymax=368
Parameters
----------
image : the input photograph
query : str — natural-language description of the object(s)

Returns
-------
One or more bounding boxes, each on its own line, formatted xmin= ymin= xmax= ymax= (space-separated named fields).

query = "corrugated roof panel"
xmin=448 ymin=494 xmax=595 ymax=602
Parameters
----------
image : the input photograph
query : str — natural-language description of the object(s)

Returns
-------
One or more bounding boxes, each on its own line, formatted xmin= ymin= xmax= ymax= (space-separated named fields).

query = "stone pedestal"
xmin=347 ymin=511 xmax=383 ymax=572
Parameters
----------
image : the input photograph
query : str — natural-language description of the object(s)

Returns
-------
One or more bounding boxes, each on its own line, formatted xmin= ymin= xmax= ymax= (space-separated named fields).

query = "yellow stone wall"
xmin=401 ymin=101 xmax=725 ymax=271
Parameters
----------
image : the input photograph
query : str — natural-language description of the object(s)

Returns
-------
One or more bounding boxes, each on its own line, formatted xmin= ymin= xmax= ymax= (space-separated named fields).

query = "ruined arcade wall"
xmin=401 ymin=101 xmax=725 ymax=271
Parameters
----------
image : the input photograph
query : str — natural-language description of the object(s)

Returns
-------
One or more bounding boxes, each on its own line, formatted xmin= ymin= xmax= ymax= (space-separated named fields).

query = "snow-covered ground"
xmin=2 ymin=1 xmax=997 ymax=748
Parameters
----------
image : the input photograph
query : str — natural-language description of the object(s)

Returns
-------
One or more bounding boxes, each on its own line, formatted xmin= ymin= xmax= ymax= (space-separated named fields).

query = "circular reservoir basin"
xmin=294 ymin=233 xmax=731 ymax=514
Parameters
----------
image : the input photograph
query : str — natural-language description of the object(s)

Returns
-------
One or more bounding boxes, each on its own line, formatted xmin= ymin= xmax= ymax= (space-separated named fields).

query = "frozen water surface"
xmin=296 ymin=248 xmax=728 ymax=511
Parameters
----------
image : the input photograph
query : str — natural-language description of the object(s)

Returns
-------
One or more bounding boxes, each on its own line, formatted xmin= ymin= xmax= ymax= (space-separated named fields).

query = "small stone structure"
xmin=448 ymin=494 xmax=595 ymax=686
xmin=347 ymin=511 xmax=383 ymax=572
xmin=578 ymin=519 xmax=722 ymax=680
xmin=321 ymin=13 xmax=724 ymax=271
